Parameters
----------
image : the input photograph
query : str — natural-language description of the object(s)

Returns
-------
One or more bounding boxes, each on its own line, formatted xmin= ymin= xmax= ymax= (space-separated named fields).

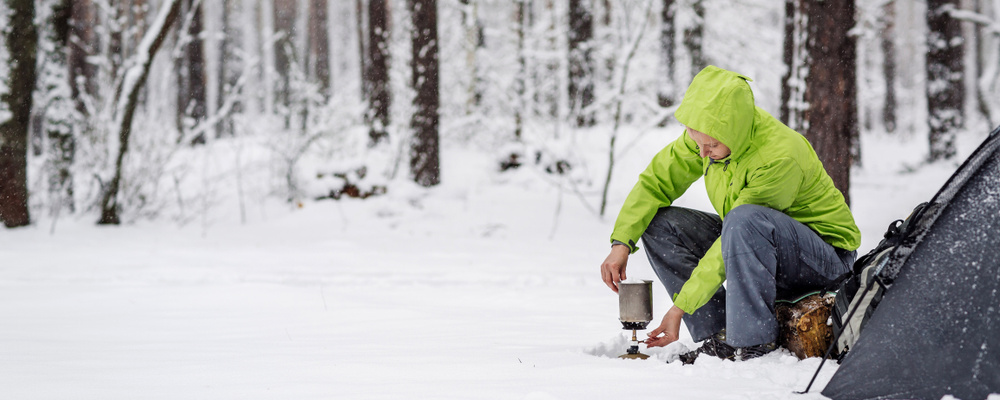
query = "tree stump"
xmin=775 ymin=292 xmax=836 ymax=359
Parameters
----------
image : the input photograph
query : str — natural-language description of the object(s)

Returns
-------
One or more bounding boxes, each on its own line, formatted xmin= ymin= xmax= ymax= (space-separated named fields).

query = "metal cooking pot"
xmin=619 ymin=280 xmax=653 ymax=330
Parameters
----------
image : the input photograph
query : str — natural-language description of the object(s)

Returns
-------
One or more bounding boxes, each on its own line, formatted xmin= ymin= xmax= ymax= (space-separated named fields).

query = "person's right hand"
xmin=600 ymin=244 xmax=630 ymax=293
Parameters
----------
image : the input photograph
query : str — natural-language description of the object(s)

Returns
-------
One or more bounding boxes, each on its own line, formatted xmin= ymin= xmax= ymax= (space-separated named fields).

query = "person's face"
xmin=686 ymin=127 xmax=732 ymax=160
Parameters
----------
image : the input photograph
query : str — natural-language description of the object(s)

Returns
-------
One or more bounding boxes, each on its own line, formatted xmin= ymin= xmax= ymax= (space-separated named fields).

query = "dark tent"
xmin=822 ymin=127 xmax=1000 ymax=400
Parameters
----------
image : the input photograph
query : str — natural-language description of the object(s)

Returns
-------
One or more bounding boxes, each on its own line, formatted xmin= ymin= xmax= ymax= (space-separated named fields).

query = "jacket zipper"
xmin=705 ymin=159 xmax=731 ymax=175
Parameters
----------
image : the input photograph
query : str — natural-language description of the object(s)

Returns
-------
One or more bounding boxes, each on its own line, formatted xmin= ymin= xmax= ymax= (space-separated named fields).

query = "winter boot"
xmin=735 ymin=342 xmax=777 ymax=361
xmin=679 ymin=331 xmax=736 ymax=364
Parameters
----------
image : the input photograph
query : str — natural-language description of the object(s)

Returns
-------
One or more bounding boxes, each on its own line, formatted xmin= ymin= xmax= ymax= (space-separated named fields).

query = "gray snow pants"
xmin=640 ymin=204 xmax=856 ymax=347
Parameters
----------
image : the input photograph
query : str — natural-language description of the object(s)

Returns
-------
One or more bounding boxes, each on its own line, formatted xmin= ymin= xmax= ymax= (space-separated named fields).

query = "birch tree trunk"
xmin=0 ymin=0 xmax=37 ymax=228
xmin=780 ymin=0 xmax=809 ymax=131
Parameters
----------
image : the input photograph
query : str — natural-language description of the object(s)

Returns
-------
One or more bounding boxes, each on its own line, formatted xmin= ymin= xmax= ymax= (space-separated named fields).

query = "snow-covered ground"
xmin=0 ymin=124 xmax=991 ymax=399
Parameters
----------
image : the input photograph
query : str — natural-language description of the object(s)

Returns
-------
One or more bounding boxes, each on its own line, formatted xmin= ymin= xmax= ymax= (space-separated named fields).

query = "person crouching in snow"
xmin=600 ymin=65 xmax=861 ymax=363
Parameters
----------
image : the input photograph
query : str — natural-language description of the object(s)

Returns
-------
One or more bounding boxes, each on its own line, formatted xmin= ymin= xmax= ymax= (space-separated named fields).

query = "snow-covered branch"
xmin=99 ymin=0 xmax=184 ymax=224
xmin=946 ymin=7 xmax=1000 ymax=36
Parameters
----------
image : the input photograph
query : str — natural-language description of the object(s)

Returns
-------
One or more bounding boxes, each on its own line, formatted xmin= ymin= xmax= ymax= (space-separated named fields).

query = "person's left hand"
xmin=645 ymin=305 xmax=685 ymax=348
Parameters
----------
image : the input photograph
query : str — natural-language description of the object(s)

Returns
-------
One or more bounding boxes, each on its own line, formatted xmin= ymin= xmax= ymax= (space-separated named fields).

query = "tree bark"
xmin=925 ymin=0 xmax=964 ymax=162
xmin=568 ymin=0 xmax=594 ymax=126
xmin=366 ymin=0 xmax=391 ymax=146
xmin=658 ymin=0 xmax=676 ymax=107
xmin=804 ymin=0 xmax=857 ymax=205
xmin=0 ymin=0 xmax=38 ymax=228
xmin=308 ymin=0 xmax=331 ymax=99
xmin=98 ymin=0 xmax=183 ymax=225
xmin=409 ymin=0 xmax=440 ymax=186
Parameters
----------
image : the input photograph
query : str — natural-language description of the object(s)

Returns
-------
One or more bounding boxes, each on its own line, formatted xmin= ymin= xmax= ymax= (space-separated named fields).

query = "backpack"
xmin=799 ymin=202 xmax=930 ymax=394
xmin=829 ymin=201 xmax=929 ymax=358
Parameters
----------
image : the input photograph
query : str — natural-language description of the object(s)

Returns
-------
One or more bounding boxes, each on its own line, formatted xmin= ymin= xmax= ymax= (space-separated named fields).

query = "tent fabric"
xmin=822 ymin=127 xmax=1000 ymax=400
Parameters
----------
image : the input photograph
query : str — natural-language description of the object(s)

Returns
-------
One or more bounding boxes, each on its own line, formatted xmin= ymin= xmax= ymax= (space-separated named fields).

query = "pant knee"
xmin=646 ymin=207 xmax=687 ymax=232
xmin=723 ymin=205 xmax=777 ymax=241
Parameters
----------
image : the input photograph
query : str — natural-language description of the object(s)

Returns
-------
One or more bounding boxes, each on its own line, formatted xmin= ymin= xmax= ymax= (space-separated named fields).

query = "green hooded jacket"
xmin=610 ymin=65 xmax=861 ymax=314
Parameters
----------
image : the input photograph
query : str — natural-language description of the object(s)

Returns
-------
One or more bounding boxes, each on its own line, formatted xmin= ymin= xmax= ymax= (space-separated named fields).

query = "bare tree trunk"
xmin=273 ymin=0 xmax=297 ymax=128
xmin=216 ymin=0 xmax=241 ymax=138
xmin=658 ymin=0 xmax=677 ymax=107
xmin=108 ymin=1 xmax=125 ymax=84
xmin=69 ymin=0 xmax=98 ymax=117
xmin=780 ymin=0 xmax=809 ymax=130
xmin=881 ymin=1 xmax=897 ymax=133
xmin=600 ymin=0 xmax=653 ymax=217
xmin=804 ymin=0 xmax=857 ymax=205
xmin=514 ymin=0 xmax=528 ymax=140
xmin=186 ymin=0 xmax=208 ymax=142
xmin=683 ymin=0 xmax=706 ymax=79
xmin=540 ymin=0 xmax=558 ymax=120
xmin=40 ymin=0 xmax=78 ymax=215
xmin=98 ymin=0 xmax=183 ymax=225
xmin=0 ymin=0 xmax=38 ymax=228
xmin=308 ymin=0 xmax=331 ymax=99
xmin=409 ymin=0 xmax=440 ymax=186
xmin=366 ymin=0 xmax=391 ymax=146
xmin=131 ymin=0 xmax=149 ymax=53
xmin=568 ymin=0 xmax=595 ymax=126
xmin=973 ymin=0 xmax=993 ymax=129
xmin=459 ymin=0 xmax=484 ymax=114
xmin=925 ymin=0 xmax=964 ymax=162
xmin=356 ymin=0 xmax=368 ymax=102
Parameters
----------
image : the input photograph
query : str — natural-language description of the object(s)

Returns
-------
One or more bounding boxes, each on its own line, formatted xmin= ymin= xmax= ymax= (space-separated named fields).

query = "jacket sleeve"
xmin=672 ymin=238 xmax=725 ymax=314
xmin=610 ymin=133 xmax=703 ymax=253
xmin=670 ymin=157 xmax=805 ymax=314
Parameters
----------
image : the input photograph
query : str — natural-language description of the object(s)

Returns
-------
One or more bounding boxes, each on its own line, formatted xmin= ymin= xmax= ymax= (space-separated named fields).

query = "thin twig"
xmin=599 ymin=0 xmax=654 ymax=217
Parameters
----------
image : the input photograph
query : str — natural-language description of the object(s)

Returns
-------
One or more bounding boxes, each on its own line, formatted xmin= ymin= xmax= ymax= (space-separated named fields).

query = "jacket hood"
xmin=674 ymin=65 xmax=755 ymax=160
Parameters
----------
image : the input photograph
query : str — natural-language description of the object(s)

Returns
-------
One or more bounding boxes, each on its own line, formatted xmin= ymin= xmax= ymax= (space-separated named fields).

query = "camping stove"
xmin=618 ymin=280 xmax=653 ymax=360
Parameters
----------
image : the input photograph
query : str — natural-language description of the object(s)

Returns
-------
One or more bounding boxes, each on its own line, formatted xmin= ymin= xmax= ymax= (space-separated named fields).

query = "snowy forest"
xmin=0 ymin=0 xmax=994 ymax=228
xmin=4 ymin=1 xmax=1000 ymax=399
